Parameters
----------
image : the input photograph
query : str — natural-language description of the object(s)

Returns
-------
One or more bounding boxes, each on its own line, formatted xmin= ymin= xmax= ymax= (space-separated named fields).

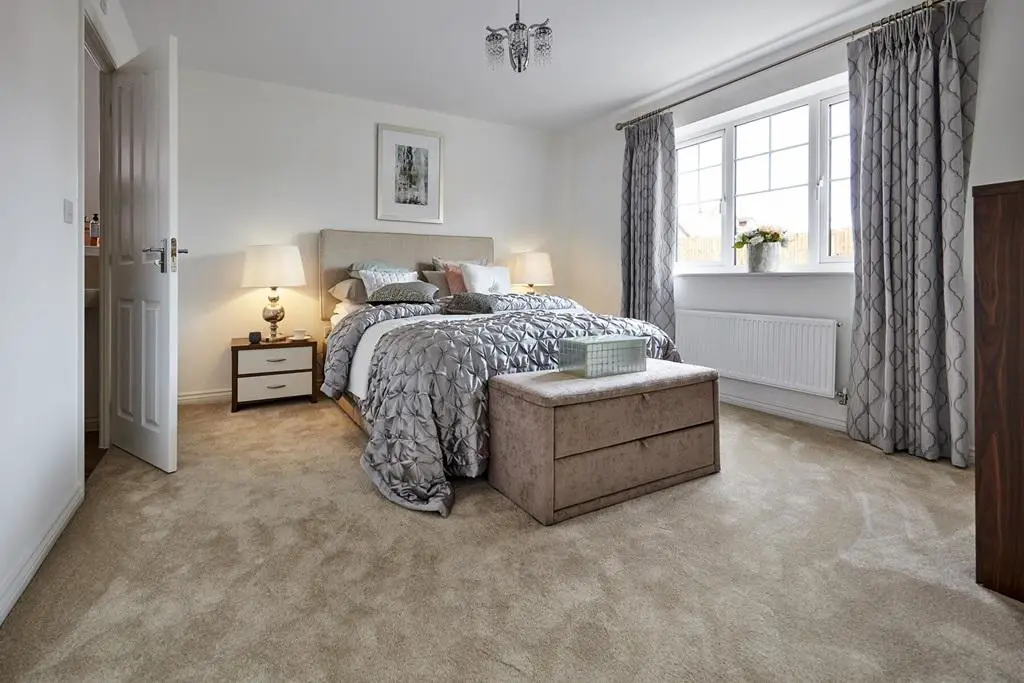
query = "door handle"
xmin=142 ymin=238 xmax=188 ymax=273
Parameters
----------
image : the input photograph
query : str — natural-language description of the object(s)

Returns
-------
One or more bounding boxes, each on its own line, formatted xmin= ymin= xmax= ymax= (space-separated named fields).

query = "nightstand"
xmin=231 ymin=338 xmax=319 ymax=412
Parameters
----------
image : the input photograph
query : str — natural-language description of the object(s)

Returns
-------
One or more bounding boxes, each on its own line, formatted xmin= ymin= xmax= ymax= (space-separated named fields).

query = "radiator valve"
xmin=836 ymin=388 xmax=849 ymax=406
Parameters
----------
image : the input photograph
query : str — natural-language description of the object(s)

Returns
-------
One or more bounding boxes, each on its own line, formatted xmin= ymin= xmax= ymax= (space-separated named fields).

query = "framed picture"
xmin=376 ymin=124 xmax=444 ymax=224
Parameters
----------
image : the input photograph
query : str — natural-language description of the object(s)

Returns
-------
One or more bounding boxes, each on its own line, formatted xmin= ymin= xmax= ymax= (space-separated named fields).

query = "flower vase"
xmin=748 ymin=242 xmax=781 ymax=273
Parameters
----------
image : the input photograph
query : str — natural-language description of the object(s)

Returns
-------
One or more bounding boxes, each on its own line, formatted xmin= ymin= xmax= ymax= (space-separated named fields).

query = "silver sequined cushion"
xmin=366 ymin=281 xmax=439 ymax=304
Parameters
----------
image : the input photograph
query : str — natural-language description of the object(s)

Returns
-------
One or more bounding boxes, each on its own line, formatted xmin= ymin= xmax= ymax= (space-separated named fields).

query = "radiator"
xmin=676 ymin=310 xmax=838 ymax=398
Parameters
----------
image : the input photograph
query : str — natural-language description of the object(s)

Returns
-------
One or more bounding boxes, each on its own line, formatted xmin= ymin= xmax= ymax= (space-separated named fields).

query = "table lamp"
xmin=510 ymin=252 xmax=554 ymax=294
xmin=241 ymin=244 xmax=306 ymax=340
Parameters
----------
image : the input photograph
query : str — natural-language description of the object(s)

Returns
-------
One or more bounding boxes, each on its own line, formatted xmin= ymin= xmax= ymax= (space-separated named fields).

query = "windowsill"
xmin=675 ymin=268 xmax=853 ymax=278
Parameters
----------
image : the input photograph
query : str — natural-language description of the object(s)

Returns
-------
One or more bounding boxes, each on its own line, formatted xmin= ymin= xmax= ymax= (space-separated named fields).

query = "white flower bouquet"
xmin=733 ymin=226 xmax=789 ymax=249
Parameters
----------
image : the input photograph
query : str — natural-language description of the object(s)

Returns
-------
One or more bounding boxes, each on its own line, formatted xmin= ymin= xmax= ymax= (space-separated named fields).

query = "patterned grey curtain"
xmin=621 ymin=112 xmax=677 ymax=340
xmin=847 ymin=1 xmax=985 ymax=468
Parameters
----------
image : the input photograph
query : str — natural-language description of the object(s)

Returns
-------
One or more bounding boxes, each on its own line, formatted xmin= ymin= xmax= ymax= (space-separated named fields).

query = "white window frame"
xmin=676 ymin=129 xmax=729 ymax=269
xmin=675 ymin=82 xmax=852 ymax=274
xmin=818 ymin=92 xmax=853 ymax=265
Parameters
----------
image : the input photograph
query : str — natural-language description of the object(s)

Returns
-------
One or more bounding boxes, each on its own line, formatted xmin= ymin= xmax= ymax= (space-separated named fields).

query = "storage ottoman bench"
xmin=488 ymin=359 xmax=720 ymax=525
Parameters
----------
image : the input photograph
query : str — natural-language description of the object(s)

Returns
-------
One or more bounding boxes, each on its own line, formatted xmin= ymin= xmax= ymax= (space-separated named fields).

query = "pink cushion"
xmin=443 ymin=263 xmax=468 ymax=294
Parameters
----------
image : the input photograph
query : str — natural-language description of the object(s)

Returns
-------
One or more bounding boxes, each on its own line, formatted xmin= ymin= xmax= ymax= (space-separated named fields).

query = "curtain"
xmin=621 ymin=112 xmax=677 ymax=340
xmin=846 ymin=1 xmax=985 ymax=468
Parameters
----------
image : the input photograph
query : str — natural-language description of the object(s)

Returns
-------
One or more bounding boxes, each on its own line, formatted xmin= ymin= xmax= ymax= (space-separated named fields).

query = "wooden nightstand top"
xmin=231 ymin=337 xmax=318 ymax=350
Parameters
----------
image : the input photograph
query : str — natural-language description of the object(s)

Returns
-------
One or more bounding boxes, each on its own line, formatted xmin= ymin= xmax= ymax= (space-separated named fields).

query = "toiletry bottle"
xmin=84 ymin=217 xmax=91 ymax=247
xmin=89 ymin=213 xmax=101 ymax=247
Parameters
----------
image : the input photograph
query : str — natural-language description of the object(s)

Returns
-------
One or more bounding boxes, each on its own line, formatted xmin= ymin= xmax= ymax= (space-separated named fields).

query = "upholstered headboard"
xmin=318 ymin=229 xmax=494 ymax=320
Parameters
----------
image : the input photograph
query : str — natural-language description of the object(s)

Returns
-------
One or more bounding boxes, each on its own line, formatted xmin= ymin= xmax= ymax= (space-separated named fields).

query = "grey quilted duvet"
xmin=321 ymin=302 xmax=681 ymax=516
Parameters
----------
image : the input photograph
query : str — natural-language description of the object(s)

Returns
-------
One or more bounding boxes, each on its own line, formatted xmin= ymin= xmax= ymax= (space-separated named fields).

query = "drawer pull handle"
xmin=266 ymin=358 xmax=288 ymax=363
xmin=641 ymin=393 xmax=651 ymax=401
xmin=267 ymin=384 xmax=287 ymax=390
xmin=640 ymin=439 xmax=649 ymax=449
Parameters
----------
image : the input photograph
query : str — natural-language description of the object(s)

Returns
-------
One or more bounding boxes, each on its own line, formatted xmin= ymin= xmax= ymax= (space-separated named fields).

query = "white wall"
xmin=553 ymin=0 xmax=1024 ymax=432
xmin=971 ymin=0 xmax=1024 ymax=186
xmin=962 ymin=0 xmax=1024 ymax=454
xmin=178 ymin=71 xmax=559 ymax=400
xmin=0 ymin=1 xmax=85 ymax=623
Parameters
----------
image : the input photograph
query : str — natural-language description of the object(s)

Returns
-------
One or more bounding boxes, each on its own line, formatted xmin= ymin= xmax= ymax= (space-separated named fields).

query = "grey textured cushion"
xmin=445 ymin=293 xmax=583 ymax=315
xmin=422 ymin=270 xmax=452 ymax=298
xmin=366 ymin=281 xmax=439 ymax=304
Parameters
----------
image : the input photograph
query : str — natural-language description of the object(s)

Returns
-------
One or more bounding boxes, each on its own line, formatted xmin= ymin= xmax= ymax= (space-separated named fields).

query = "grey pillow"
xmin=422 ymin=270 xmax=452 ymax=298
xmin=443 ymin=292 xmax=495 ymax=314
xmin=366 ymin=281 xmax=439 ymax=304
xmin=445 ymin=293 xmax=583 ymax=314
xmin=327 ymin=278 xmax=368 ymax=303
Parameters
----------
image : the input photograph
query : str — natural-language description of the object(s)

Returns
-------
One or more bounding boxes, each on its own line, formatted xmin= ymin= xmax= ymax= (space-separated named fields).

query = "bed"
xmin=318 ymin=229 xmax=681 ymax=517
xmin=318 ymin=229 xmax=496 ymax=432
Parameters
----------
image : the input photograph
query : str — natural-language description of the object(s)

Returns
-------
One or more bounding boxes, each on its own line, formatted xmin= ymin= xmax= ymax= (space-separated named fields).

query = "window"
xmin=735 ymin=105 xmax=810 ymax=267
xmin=676 ymin=85 xmax=852 ymax=272
xmin=678 ymin=135 xmax=724 ymax=263
xmin=825 ymin=97 xmax=853 ymax=259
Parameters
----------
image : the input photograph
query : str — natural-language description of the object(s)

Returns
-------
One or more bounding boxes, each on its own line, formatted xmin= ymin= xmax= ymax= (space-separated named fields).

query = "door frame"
xmin=83 ymin=10 xmax=118 ymax=455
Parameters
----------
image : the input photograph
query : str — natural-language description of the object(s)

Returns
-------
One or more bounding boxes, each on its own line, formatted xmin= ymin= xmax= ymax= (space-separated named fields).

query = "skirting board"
xmin=0 ymin=484 xmax=84 ymax=625
xmin=720 ymin=392 xmax=846 ymax=432
xmin=179 ymin=376 xmax=324 ymax=406
xmin=178 ymin=389 xmax=232 ymax=405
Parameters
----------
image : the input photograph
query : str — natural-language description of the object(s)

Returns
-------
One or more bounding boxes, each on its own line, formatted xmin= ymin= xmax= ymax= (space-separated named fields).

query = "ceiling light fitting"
xmin=485 ymin=0 xmax=552 ymax=74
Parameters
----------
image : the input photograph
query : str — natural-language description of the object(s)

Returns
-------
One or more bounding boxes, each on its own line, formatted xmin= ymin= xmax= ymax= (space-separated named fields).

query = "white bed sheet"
xmin=345 ymin=313 xmax=490 ymax=399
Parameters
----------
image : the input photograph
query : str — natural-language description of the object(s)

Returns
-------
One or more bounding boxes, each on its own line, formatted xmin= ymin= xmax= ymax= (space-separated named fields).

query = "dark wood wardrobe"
xmin=974 ymin=179 xmax=1024 ymax=604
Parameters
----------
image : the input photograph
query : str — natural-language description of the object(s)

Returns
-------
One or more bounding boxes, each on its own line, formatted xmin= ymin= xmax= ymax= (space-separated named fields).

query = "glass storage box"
xmin=558 ymin=335 xmax=648 ymax=378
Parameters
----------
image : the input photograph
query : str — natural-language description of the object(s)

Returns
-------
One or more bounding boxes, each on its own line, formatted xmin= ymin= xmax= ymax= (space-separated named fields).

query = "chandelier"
xmin=485 ymin=0 xmax=552 ymax=74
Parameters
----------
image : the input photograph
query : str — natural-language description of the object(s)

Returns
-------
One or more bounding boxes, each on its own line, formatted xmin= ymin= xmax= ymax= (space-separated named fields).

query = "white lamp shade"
xmin=241 ymin=245 xmax=307 ymax=288
xmin=510 ymin=252 xmax=554 ymax=287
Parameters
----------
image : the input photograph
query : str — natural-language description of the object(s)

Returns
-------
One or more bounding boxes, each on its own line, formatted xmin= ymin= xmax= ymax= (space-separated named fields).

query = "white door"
xmin=108 ymin=37 xmax=180 ymax=473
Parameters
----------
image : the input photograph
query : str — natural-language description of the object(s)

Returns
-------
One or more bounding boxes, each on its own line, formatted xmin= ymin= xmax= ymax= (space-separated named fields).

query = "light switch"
xmin=63 ymin=199 xmax=74 ymax=224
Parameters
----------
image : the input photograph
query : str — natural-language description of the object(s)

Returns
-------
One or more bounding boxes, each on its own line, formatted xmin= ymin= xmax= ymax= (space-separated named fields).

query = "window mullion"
xmin=818 ymin=93 xmax=854 ymax=264
xmin=808 ymin=95 xmax=822 ymax=267
xmin=723 ymin=124 xmax=736 ymax=267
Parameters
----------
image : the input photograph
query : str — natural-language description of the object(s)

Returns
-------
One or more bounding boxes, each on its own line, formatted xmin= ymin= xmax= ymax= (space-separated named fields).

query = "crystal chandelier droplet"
xmin=484 ymin=1 xmax=552 ymax=74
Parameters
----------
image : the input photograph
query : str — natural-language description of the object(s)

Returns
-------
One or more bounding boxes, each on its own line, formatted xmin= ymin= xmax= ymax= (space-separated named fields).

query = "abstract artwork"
xmin=394 ymin=145 xmax=429 ymax=206
xmin=377 ymin=125 xmax=444 ymax=223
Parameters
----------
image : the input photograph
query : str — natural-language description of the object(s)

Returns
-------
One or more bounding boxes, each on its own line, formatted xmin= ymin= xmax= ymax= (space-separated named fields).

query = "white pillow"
xmin=331 ymin=301 xmax=366 ymax=328
xmin=360 ymin=269 xmax=420 ymax=296
xmin=460 ymin=263 xmax=512 ymax=294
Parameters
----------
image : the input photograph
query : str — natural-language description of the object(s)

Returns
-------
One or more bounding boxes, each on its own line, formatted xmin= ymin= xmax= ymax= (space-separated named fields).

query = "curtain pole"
xmin=614 ymin=0 xmax=952 ymax=132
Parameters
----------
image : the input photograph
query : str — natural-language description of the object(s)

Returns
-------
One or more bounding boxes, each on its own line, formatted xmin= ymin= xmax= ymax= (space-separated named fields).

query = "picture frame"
xmin=376 ymin=124 xmax=445 ymax=224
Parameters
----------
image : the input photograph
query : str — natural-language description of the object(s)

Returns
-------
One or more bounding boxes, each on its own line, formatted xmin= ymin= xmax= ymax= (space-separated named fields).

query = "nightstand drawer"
xmin=237 ymin=346 xmax=312 ymax=375
xmin=237 ymin=372 xmax=312 ymax=403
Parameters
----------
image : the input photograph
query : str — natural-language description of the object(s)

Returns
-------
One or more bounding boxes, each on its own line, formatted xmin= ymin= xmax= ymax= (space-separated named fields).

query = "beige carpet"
xmin=0 ymin=401 xmax=1021 ymax=682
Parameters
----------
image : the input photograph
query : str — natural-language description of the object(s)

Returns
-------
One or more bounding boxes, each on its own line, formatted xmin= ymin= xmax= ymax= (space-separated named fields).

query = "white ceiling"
xmin=122 ymin=0 xmax=882 ymax=130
